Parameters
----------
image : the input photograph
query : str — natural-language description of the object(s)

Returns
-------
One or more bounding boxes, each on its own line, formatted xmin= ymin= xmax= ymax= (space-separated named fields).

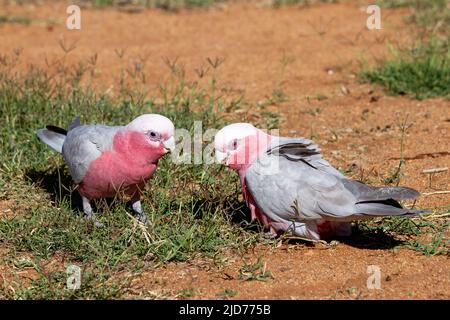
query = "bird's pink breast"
xmin=77 ymin=130 xmax=161 ymax=199
xmin=78 ymin=151 xmax=156 ymax=199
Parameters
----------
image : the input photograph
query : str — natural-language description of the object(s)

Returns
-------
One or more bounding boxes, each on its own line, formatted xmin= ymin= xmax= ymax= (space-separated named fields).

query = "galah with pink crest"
xmin=214 ymin=123 xmax=426 ymax=241
xmin=37 ymin=114 xmax=175 ymax=225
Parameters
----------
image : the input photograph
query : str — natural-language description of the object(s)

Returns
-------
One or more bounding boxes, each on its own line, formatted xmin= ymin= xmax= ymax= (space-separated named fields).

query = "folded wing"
xmin=245 ymin=137 xmax=424 ymax=224
xmin=62 ymin=125 xmax=119 ymax=183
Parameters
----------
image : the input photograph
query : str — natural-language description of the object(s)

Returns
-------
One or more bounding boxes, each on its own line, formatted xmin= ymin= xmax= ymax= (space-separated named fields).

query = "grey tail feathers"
xmin=343 ymin=179 xmax=428 ymax=217
xmin=355 ymin=201 xmax=428 ymax=217
xmin=36 ymin=117 xmax=81 ymax=154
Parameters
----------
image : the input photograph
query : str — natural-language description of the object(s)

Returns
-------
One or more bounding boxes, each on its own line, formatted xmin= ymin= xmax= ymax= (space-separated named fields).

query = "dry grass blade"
xmin=124 ymin=211 xmax=152 ymax=245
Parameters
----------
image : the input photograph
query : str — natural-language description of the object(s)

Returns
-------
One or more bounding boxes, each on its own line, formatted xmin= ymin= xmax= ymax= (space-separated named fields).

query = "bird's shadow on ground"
xmin=25 ymin=167 xmax=118 ymax=214
xmin=190 ymin=197 xmax=261 ymax=232
xmin=192 ymin=198 xmax=403 ymax=249
xmin=24 ymin=170 xmax=405 ymax=249
xmin=279 ymin=228 xmax=402 ymax=250
xmin=334 ymin=228 xmax=403 ymax=250
xmin=26 ymin=166 xmax=82 ymax=210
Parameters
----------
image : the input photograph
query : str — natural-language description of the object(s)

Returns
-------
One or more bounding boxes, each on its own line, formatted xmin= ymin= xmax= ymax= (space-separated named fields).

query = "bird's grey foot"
xmin=315 ymin=239 xmax=339 ymax=248
xmin=82 ymin=196 xmax=103 ymax=228
xmin=260 ymin=232 xmax=276 ymax=240
xmin=136 ymin=213 xmax=149 ymax=225
xmin=131 ymin=199 xmax=151 ymax=225
xmin=260 ymin=227 xmax=278 ymax=240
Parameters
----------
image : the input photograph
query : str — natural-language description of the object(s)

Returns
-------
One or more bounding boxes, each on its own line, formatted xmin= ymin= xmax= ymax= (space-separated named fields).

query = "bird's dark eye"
xmin=230 ymin=139 xmax=238 ymax=150
xmin=147 ymin=131 xmax=160 ymax=141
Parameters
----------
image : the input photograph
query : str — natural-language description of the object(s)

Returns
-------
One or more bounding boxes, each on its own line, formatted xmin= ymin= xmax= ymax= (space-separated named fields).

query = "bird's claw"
xmin=135 ymin=213 xmax=151 ymax=226
xmin=315 ymin=239 xmax=339 ymax=248
xmin=261 ymin=230 xmax=277 ymax=240
xmin=94 ymin=220 xmax=104 ymax=228
xmin=84 ymin=214 xmax=104 ymax=228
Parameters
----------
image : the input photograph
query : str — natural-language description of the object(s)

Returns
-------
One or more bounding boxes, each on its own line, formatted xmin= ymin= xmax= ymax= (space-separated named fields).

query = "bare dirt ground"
xmin=0 ymin=1 xmax=449 ymax=299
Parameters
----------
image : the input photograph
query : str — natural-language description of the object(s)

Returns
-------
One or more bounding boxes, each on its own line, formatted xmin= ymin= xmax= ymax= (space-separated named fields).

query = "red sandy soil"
xmin=0 ymin=0 xmax=448 ymax=299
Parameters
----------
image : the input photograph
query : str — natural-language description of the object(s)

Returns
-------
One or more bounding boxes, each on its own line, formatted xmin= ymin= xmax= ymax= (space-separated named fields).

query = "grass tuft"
xmin=0 ymin=15 xmax=31 ymax=25
xmin=0 ymin=56 xmax=260 ymax=298
xmin=90 ymin=0 xmax=219 ymax=10
xmin=363 ymin=1 xmax=450 ymax=99
xmin=378 ymin=0 xmax=450 ymax=36
xmin=360 ymin=38 xmax=450 ymax=99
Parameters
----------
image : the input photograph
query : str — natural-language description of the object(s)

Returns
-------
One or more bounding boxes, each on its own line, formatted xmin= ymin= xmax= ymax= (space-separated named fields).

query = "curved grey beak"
xmin=163 ymin=136 xmax=175 ymax=153
xmin=215 ymin=150 xmax=228 ymax=164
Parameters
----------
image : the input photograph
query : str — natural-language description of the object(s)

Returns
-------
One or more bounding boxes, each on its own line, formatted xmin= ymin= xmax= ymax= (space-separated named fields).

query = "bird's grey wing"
xmin=62 ymin=125 xmax=120 ymax=183
xmin=245 ymin=154 xmax=357 ymax=223
xmin=246 ymin=137 xmax=425 ymax=223
xmin=268 ymin=137 xmax=345 ymax=178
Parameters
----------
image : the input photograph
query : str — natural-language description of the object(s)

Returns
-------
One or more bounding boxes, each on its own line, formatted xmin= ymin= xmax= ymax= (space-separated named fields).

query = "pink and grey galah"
xmin=37 ymin=114 xmax=175 ymax=225
xmin=214 ymin=123 xmax=426 ymax=241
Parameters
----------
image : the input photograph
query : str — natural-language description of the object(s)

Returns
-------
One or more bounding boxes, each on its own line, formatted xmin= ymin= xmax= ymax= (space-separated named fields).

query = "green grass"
xmin=272 ymin=0 xmax=338 ymax=7
xmin=378 ymin=0 xmax=450 ymax=36
xmin=238 ymin=256 xmax=273 ymax=281
xmin=361 ymin=38 xmax=450 ymax=99
xmin=90 ymin=0 xmax=219 ymax=10
xmin=0 ymin=48 xmax=447 ymax=298
xmin=358 ymin=215 xmax=449 ymax=256
xmin=87 ymin=0 xmax=340 ymax=9
xmin=0 ymin=15 xmax=31 ymax=25
xmin=216 ymin=288 xmax=237 ymax=299
xmin=361 ymin=0 xmax=450 ymax=99
xmin=379 ymin=0 xmax=447 ymax=9
xmin=0 ymin=57 xmax=261 ymax=298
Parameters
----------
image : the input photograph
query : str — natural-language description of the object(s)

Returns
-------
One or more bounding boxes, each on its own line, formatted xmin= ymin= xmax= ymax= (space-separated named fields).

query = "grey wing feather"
xmin=62 ymin=125 xmax=120 ymax=183
xmin=268 ymin=137 xmax=344 ymax=178
xmin=36 ymin=129 xmax=66 ymax=153
xmin=246 ymin=137 xmax=424 ymax=224
xmin=246 ymin=155 xmax=356 ymax=223
xmin=341 ymin=179 xmax=420 ymax=202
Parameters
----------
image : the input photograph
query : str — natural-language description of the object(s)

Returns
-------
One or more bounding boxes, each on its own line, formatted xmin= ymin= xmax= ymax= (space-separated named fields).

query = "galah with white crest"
xmin=214 ymin=123 xmax=426 ymax=240
xmin=37 ymin=114 xmax=175 ymax=225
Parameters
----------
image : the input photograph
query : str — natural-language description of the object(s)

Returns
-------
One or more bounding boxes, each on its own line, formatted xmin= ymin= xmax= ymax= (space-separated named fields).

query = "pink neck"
xmin=232 ymin=132 xmax=272 ymax=180
xmin=113 ymin=130 xmax=165 ymax=165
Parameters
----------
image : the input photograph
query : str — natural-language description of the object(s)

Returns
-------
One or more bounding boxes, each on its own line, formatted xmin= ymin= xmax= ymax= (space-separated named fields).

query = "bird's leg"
xmin=261 ymin=225 xmax=278 ymax=240
xmin=261 ymin=231 xmax=277 ymax=240
xmin=131 ymin=193 xmax=150 ymax=225
xmin=82 ymin=196 xmax=103 ymax=228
